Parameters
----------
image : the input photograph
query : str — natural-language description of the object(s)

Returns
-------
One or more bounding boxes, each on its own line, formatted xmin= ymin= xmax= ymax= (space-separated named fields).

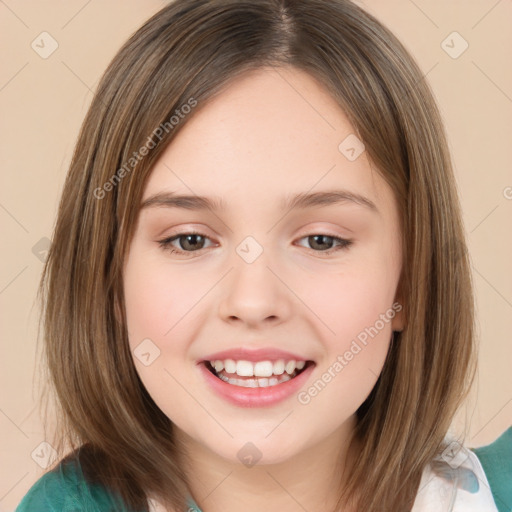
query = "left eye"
xmin=158 ymin=232 xmax=353 ymax=256
xmin=295 ymin=234 xmax=353 ymax=254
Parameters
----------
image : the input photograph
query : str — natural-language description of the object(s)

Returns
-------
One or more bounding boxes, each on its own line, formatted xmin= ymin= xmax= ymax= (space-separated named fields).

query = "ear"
xmin=391 ymin=282 xmax=406 ymax=332
xmin=391 ymin=300 xmax=405 ymax=332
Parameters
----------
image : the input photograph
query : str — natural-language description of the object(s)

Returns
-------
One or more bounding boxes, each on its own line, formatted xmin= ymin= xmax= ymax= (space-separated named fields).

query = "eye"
xmin=158 ymin=230 xmax=353 ymax=257
xmin=295 ymin=234 xmax=353 ymax=255
xmin=158 ymin=230 xmax=215 ymax=256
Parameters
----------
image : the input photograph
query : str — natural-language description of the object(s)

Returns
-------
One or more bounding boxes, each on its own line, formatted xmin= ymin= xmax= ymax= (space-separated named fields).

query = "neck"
xmin=176 ymin=416 xmax=361 ymax=512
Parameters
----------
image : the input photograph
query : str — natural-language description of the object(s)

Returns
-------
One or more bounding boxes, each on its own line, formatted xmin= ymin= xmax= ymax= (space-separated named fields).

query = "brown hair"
xmin=36 ymin=0 xmax=477 ymax=510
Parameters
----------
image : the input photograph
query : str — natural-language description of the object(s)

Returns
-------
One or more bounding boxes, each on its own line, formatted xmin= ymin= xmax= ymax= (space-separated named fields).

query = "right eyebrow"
xmin=140 ymin=192 xmax=226 ymax=211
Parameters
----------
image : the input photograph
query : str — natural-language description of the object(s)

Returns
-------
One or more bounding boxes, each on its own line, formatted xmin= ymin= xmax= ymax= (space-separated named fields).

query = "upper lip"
xmin=199 ymin=347 xmax=313 ymax=364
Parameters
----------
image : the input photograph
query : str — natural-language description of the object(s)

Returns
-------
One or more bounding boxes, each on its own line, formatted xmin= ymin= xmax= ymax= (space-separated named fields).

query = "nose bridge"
xmin=217 ymin=233 xmax=292 ymax=325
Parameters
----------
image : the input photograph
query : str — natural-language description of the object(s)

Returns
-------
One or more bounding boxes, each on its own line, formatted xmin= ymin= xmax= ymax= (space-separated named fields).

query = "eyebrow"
xmin=140 ymin=189 xmax=378 ymax=213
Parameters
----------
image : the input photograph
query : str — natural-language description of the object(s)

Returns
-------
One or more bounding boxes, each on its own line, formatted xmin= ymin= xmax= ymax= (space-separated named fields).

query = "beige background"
xmin=1 ymin=0 xmax=511 ymax=510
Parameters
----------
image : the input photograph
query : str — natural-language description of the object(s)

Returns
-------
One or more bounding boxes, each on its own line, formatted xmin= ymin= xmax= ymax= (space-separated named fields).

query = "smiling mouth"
xmin=203 ymin=360 xmax=315 ymax=388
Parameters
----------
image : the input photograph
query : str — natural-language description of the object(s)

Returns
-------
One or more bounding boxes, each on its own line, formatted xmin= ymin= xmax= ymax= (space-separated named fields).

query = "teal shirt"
xmin=16 ymin=427 xmax=512 ymax=512
xmin=472 ymin=427 xmax=512 ymax=512
xmin=14 ymin=458 xmax=202 ymax=512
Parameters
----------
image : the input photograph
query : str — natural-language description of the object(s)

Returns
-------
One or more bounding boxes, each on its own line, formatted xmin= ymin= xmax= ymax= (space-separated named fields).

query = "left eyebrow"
xmin=282 ymin=189 xmax=379 ymax=214
xmin=140 ymin=189 xmax=378 ymax=214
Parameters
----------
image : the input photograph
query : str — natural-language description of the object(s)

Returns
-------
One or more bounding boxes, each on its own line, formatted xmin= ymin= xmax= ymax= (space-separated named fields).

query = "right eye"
xmin=158 ymin=230 xmax=216 ymax=256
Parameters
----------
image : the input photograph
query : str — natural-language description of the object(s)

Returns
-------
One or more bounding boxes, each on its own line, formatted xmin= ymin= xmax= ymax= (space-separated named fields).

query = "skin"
xmin=123 ymin=65 xmax=404 ymax=512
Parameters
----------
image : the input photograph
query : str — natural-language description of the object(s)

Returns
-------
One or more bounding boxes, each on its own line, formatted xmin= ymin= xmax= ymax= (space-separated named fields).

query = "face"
xmin=123 ymin=66 xmax=404 ymax=466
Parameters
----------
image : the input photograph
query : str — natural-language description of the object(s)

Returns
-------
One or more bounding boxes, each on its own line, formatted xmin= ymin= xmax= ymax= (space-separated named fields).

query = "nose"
xmin=217 ymin=247 xmax=293 ymax=328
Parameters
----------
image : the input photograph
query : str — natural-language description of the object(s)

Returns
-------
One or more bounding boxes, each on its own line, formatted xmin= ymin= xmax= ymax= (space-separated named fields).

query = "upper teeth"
xmin=210 ymin=359 xmax=306 ymax=377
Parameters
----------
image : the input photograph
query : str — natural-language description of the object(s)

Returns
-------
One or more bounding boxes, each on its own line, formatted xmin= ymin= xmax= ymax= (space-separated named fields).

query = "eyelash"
xmin=157 ymin=230 xmax=353 ymax=257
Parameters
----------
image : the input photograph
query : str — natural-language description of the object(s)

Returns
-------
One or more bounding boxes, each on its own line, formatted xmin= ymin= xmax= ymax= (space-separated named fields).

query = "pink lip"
xmin=199 ymin=347 xmax=312 ymax=363
xmin=198 ymin=361 xmax=315 ymax=408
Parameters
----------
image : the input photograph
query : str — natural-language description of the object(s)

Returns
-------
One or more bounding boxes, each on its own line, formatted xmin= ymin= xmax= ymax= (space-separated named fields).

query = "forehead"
xmin=141 ymin=66 xmax=393 ymax=215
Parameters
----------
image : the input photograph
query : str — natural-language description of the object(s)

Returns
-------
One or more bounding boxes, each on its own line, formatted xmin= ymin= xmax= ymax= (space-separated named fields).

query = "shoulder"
xmin=15 ymin=457 xmax=126 ymax=512
xmin=471 ymin=426 xmax=512 ymax=512
xmin=412 ymin=426 xmax=512 ymax=511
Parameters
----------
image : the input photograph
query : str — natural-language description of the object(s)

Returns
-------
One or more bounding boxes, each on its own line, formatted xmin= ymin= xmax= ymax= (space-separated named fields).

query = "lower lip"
xmin=198 ymin=362 xmax=315 ymax=408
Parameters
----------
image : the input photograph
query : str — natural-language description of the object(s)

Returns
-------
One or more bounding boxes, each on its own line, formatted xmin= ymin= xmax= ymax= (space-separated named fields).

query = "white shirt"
xmin=411 ymin=442 xmax=498 ymax=511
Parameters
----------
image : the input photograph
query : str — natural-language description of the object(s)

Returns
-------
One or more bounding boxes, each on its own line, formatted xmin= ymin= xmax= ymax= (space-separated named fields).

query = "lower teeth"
xmin=214 ymin=369 xmax=298 ymax=388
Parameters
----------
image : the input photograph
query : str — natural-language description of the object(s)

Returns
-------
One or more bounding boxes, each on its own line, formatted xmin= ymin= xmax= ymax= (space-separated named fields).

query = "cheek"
xmin=298 ymin=270 xmax=395 ymax=423
xmin=304 ymin=265 xmax=395 ymax=338
xmin=123 ymin=255 xmax=199 ymax=417
xmin=124 ymin=270 xmax=169 ymax=348
xmin=298 ymin=257 xmax=397 ymax=399
xmin=123 ymin=256 xmax=202 ymax=349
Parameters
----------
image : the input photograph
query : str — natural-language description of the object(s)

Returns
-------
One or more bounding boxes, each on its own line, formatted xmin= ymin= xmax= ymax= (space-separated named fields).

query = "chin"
xmin=213 ymin=437 xmax=303 ymax=468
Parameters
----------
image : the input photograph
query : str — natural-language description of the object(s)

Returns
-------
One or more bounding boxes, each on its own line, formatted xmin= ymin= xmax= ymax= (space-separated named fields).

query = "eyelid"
xmin=157 ymin=229 xmax=216 ymax=252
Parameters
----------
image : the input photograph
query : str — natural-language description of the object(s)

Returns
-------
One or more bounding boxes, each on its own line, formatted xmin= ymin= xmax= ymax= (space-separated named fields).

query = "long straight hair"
xmin=36 ymin=1 xmax=477 ymax=510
